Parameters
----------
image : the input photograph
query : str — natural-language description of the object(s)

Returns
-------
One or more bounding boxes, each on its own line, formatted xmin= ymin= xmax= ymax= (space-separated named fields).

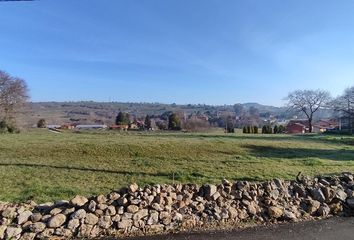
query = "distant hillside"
xmin=22 ymin=101 xmax=333 ymax=127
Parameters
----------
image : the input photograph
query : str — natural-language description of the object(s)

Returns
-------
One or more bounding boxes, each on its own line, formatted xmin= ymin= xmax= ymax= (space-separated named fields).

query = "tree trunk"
xmin=308 ymin=118 xmax=312 ymax=133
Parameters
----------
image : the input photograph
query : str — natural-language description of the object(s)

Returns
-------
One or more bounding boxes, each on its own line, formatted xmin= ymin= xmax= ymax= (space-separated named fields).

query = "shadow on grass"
xmin=0 ymin=162 xmax=173 ymax=177
xmin=244 ymin=145 xmax=354 ymax=161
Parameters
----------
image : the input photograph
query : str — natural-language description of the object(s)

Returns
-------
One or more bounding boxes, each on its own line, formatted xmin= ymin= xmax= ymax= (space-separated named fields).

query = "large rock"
xmin=133 ymin=209 xmax=149 ymax=221
xmin=85 ymin=213 xmax=99 ymax=225
xmin=129 ymin=183 xmax=139 ymax=193
xmin=268 ymin=206 xmax=283 ymax=219
xmin=70 ymin=195 xmax=88 ymax=207
xmin=19 ymin=232 xmax=36 ymax=240
xmin=6 ymin=227 xmax=22 ymax=240
xmin=47 ymin=214 xmax=66 ymax=228
xmin=30 ymin=222 xmax=46 ymax=233
xmin=30 ymin=213 xmax=42 ymax=223
xmin=204 ymin=184 xmax=217 ymax=198
xmin=98 ymin=216 xmax=112 ymax=229
xmin=67 ymin=219 xmax=80 ymax=232
xmin=0 ymin=225 xmax=6 ymax=239
xmin=71 ymin=209 xmax=87 ymax=219
xmin=127 ymin=205 xmax=139 ymax=213
xmin=17 ymin=210 xmax=32 ymax=225
xmin=118 ymin=219 xmax=132 ymax=229
xmin=311 ymin=188 xmax=326 ymax=203
xmin=2 ymin=207 xmax=17 ymax=218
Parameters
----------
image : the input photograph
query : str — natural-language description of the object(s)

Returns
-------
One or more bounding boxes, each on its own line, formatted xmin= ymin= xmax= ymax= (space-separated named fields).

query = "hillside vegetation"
xmin=0 ymin=130 xmax=353 ymax=202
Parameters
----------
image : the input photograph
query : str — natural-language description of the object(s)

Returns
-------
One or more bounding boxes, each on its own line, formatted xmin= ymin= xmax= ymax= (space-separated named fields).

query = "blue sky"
xmin=0 ymin=0 xmax=353 ymax=106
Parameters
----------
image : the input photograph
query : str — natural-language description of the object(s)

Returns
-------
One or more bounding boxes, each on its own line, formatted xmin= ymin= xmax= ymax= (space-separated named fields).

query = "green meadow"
xmin=0 ymin=130 xmax=353 ymax=202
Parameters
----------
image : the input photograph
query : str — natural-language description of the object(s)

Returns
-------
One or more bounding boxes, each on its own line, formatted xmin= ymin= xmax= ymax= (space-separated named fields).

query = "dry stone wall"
xmin=2 ymin=173 xmax=354 ymax=240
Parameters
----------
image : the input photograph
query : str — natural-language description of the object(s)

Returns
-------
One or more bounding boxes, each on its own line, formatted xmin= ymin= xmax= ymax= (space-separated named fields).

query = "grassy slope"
xmin=0 ymin=130 xmax=353 ymax=202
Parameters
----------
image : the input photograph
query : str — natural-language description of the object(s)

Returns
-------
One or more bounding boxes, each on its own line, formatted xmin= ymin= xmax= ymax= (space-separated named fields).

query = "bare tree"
xmin=332 ymin=86 xmax=354 ymax=134
xmin=286 ymin=89 xmax=331 ymax=133
xmin=0 ymin=70 xmax=29 ymax=124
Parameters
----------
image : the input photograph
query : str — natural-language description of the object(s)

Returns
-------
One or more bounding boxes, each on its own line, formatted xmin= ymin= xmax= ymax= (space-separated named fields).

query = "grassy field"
xmin=0 ymin=130 xmax=353 ymax=203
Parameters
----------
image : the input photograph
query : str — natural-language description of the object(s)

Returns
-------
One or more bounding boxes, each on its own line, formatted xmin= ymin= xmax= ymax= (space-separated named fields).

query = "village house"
xmin=285 ymin=120 xmax=309 ymax=134
xmin=109 ymin=124 xmax=129 ymax=131
xmin=313 ymin=119 xmax=339 ymax=133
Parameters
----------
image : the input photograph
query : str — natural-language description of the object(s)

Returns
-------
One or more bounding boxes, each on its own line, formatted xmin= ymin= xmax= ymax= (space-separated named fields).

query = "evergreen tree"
xmin=278 ymin=125 xmax=285 ymax=133
xmin=116 ymin=112 xmax=130 ymax=125
xmin=262 ymin=125 xmax=267 ymax=134
xmin=253 ymin=126 xmax=258 ymax=134
xmin=273 ymin=125 xmax=279 ymax=134
xmin=144 ymin=115 xmax=152 ymax=130
xmin=243 ymin=126 xmax=247 ymax=134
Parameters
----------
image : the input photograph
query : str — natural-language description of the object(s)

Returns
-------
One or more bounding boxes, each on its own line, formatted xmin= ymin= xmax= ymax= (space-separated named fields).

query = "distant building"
xmin=313 ymin=119 xmax=339 ymax=133
xmin=75 ymin=125 xmax=107 ymax=130
xmin=109 ymin=124 xmax=129 ymax=131
xmin=286 ymin=120 xmax=309 ymax=134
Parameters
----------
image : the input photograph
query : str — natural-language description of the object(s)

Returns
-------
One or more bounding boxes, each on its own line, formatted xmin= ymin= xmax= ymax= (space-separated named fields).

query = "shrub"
xmin=168 ymin=113 xmax=182 ymax=130
xmin=37 ymin=119 xmax=47 ymax=128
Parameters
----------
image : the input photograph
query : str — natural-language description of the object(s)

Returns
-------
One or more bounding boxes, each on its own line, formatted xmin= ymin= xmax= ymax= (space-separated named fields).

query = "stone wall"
xmin=1 ymin=173 xmax=354 ymax=240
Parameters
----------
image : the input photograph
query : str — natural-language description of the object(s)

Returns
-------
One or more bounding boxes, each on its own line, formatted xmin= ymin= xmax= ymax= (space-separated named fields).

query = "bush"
xmin=37 ymin=119 xmax=47 ymax=128
xmin=168 ymin=113 xmax=182 ymax=130
xmin=253 ymin=126 xmax=258 ymax=134
xmin=0 ymin=120 xmax=18 ymax=134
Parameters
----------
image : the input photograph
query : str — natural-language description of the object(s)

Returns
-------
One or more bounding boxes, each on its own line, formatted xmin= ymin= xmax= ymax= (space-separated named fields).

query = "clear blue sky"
xmin=0 ymin=0 xmax=353 ymax=106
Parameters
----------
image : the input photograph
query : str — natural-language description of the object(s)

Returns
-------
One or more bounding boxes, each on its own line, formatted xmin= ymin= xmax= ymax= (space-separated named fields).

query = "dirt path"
xmin=121 ymin=217 xmax=354 ymax=240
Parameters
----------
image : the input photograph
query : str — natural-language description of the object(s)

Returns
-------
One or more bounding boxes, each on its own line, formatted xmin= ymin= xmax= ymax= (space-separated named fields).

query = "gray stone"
xmin=50 ymin=208 xmax=62 ymax=215
xmin=318 ymin=204 xmax=331 ymax=217
xmin=70 ymin=195 xmax=88 ymax=207
xmin=133 ymin=209 xmax=149 ymax=221
xmin=97 ymin=194 xmax=107 ymax=204
xmin=129 ymin=183 xmax=139 ymax=193
xmin=30 ymin=222 xmax=46 ymax=233
xmin=2 ymin=207 xmax=17 ymax=218
xmin=71 ymin=209 xmax=87 ymax=219
xmin=311 ymin=188 xmax=326 ymax=203
xmin=106 ymin=205 xmax=116 ymax=216
xmin=98 ymin=216 xmax=112 ymax=229
xmin=88 ymin=200 xmax=97 ymax=212
xmin=127 ymin=205 xmax=139 ymax=213
xmin=17 ymin=210 xmax=32 ymax=225
xmin=19 ymin=232 xmax=36 ymax=240
xmin=268 ymin=206 xmax=283 ymax=219
xmin=204 ymin=184 xmax=217 ymax=198
xmin=334 ymin=189 xmax=347 ymax=202
xmin=6 ymin=227 xmax=22 ymax=240
xmin=85 ymin=213 xmax=99 ymax=225
xmin=308 ymin=200 xmax=321 ymax=214
xmin=30 ymin=213 xmax=42 ymax=223
xmin=47 ymin=213 xmax=66 ymax=228
xmin=118 ymin=219 xmax=132 ymax=229
xmin=67 ymin=219 xmax=80 ymax=232
xmin=0 ymin=225 xmax=7 ymax=239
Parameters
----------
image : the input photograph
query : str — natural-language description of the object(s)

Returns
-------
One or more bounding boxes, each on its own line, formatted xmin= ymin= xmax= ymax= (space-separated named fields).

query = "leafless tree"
xmin=0 ymin=70 xmax=29 ymax=124
xmin=332 ymin=86 xmax=354 ymax=134
xmin=286 ymin=89 xmax=331 ymax=133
